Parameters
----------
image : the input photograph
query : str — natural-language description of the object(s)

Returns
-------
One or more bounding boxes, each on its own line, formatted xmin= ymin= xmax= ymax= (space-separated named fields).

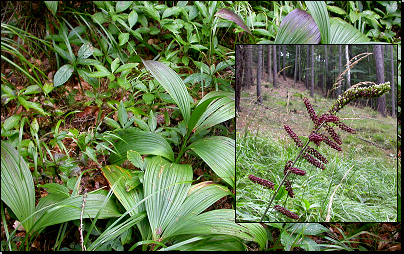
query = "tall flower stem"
xmin=260 ymin=121 xmax=326 ymax=222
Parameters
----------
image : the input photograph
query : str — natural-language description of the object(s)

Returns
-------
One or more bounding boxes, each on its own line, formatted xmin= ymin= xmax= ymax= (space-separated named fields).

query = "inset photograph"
xmin=235 ymin=44 xmax=398 ymax=222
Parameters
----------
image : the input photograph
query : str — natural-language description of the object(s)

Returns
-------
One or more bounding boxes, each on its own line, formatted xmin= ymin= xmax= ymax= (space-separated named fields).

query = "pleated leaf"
xmin=163 ymin=209 xmax=267 ymax=250
xmin=215 ymin=8 xmax=252 ymax=35
xmin=329 ymin=17 xmax=370 ymax=44
xmin=101 ymin=165 xmax=145 ymax=216
xmin=143 ymin=156 xmax=193 ymax=241
xmin=275 ymin=8 xmax=320 ymax=44
xmin=142 ymin=59 xmax=192 ymax=125
xmin=193 ymin=95 xmax=235 ymax=135
xmin=188 ymin=91 xmax=234 ymax=135
xmin=32 ymin=193 xmax=121 ymax=232
xmin=1 ymin=142 xmax=35 ymax=232
xmin=163 ymin=181 xmax=231 ymax=238
xmin=306 ymin=1 xmax=329 ymax=44
xmin=187 ymin=136 xmax=235 ymax=188
xmin=109 ymin=127 xmax=174 ymax=165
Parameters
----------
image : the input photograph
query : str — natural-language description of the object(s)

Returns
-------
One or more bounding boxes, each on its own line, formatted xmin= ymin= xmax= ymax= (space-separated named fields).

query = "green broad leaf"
xmin=85 ymin=146 xmax=99 ymax=166
xmin=30 ymin=118 xmax=39 ymax=134
xmin=326 ymin=5 xmax=347 ymax=15
xmin=132 ymin=116 xmax=149 ymax=131
xmin=33 ymin=193 xmax=122 ymax=232
xmin=1 ymin=142 xmax=36 ymax=233
xmin=115 ymin=62 xmax=139 ymax=73
xmin=142 ymin=59 xmax=192 ymax=124
xmin=303 ymin=199 xmax=310 ymax=210
xmin=306 ymin=1 xmax=330 ymax=44
xmin=39 ymin=183 xmax=70 ymax=197
xmin=77 ymin=68 xmax=99 ymax=87
xmin=143 ymin=156 xmax=193 ymax=241
xmin=77 ymin=42 xmax=95 ymax=62
xmin=2 ymin=115 xmax=21 ymax=131
xmin=127 ymin=150 xmax=144 ymax=169
xmin=193 ymin=95 xmax=235 ymax=135
xmin=103 ymin=117 xmax=121 ymax=129
xmin=194 ymin=1 xmax=208 ymax=18
xmin=54 ymin=64 xmax=74 ymax=87
xmin=329 ymin=17 xmax=370 ymax=43
xmin=280 ymin=230 xmax=296 ymax=250
xmin=143 ymin=1 xmax=160 ymax=21
xmin=92 ymin=12 xmax=108 ymax=24
xmin=42 ymin=82 xmax=54 ymax=94
xmin=88 ymin=212 xmax=146 ymax=251
xmin=111 ymin=58 xmax=120 ymax=74
xmin=44 ymin=1 xmax=58 ymax=15
xmin=53 ymin=44 xmax=72 ymax=62
xmin=162 ymin=6 xmax=182 ymax=19
xmin=142 ymin=93 xmax=154 ymax=105
xmin=252 ymin=28 xmax=274 ymax=38
xmin=118 ymin=101 xmax=128 ymax=127
xmin=109 ymin=127 xmax=175 ymax=165
xmin=22 ymin=85 xmax=41 ymax=95
xmin=164 ymin=209 xmax=267 ymax=250
xmin=118 ymin=33 xmax=130 ymax=46
xmin=187 ymin=91 xmax=234 ymax=135
xmin=275 ymin=8 xmax=320 ymax=44
xmin=148 ymin=110 xmax=157 ymax=132
xmin=286 ymin=223 xmax=329 ymax=235
xmin=215 ymin=8 xmax=252 ymax=35
xmin=128 ymin=10 xmax=138 ymax=28
xmin=187 ymin=136 xmax=235 ymax=188
xmin=67 ymin=26 xmax=86 ymax=40
xmin=18 ymin=97 xmax=50 ymax=116
xmin=190 ymin=44 xmax=208 ymax=51
xmin=182 ymin=56 xmax=189 ymax=66
xmin=101 ymin=165 xmax=144 ymax=216
xmin=89 ymin=64 xmax=112 ymax=78
xmin=116 ymin=1 xmax=132 ymax=13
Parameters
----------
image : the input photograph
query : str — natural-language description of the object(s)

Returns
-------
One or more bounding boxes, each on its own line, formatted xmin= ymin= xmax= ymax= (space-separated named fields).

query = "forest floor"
xmin=236 ymin=73 xmax=398 ymax=161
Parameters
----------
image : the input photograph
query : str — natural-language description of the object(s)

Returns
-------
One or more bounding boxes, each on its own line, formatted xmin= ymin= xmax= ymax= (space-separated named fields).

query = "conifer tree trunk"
xmin=273 ymin=45 xmax=277 ymax=88
xmin=283 ymin=45 xmax=286 ymax=81
xmin=293 ymin=45 xmax=298 ymax=88
xmin=267 ymin=45 xmax=272 ymax=82
xmin=257 ymin=45 xmax=262 ymax=103
xmin=236 ymin=45 xmax=244 ymax=112
xmin=374 ymin=45 xmax=387 ymax=117
xmin=390 ymin=45 xmax=396 ymax=118
xmin=298 ymin=45 xmax=301 ymax=83
xmin=245 ymin=45 xmax=253 ymax=89
xmin=306 ymin=45 xmax=310 ymax=88
xmin=345 ymin=45 xmax=350 ymax=88
xmin=337 ymin=45 xmax=342 ymax=97
xmin=310 ymin=45 xmax=314 ymax=97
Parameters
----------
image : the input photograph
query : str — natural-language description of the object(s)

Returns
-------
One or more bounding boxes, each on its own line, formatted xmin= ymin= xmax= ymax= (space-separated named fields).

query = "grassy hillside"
xmin=236 ymin=79 xmax=398 ymax=222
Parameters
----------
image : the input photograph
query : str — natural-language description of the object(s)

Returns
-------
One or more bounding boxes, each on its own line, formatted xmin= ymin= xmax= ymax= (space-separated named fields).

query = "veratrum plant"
xmin=0 ymin=141 xmax=121 ymax=250
xmin=109 ymin=59 xmax=235 ymax=188
xmin=250 ymin=82 xmax=391 ymax=222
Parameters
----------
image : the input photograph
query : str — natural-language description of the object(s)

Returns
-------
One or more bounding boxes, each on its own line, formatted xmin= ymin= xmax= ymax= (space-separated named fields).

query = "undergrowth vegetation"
xmin=1 ymin=1 xmax=401 ymax=251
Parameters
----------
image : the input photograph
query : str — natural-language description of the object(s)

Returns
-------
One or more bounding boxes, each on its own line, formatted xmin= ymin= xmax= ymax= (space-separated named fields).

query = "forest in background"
xmin=236 ymin=44 xmax=398 ymax=118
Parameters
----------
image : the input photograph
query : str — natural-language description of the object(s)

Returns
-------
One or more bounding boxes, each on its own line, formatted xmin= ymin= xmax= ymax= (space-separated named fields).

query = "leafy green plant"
xmin=108 ymin=60 xmax=235 ymax=188
xmin=1 ymin=141 xmax=122 ymax=250
xmin=47 ymin=20 xmax=99 ymax=89
xmin=92 ymin=155 xmax=266 ymax=251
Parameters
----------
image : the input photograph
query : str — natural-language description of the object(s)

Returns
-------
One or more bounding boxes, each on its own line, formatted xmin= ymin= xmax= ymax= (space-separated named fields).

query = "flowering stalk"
xmin=258 ymin=82 xmax=391 ymax=222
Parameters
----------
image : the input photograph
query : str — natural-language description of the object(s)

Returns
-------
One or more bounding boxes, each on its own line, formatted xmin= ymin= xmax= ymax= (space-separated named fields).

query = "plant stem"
xmin=260 ymin=121 xmax=326 ymax=222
